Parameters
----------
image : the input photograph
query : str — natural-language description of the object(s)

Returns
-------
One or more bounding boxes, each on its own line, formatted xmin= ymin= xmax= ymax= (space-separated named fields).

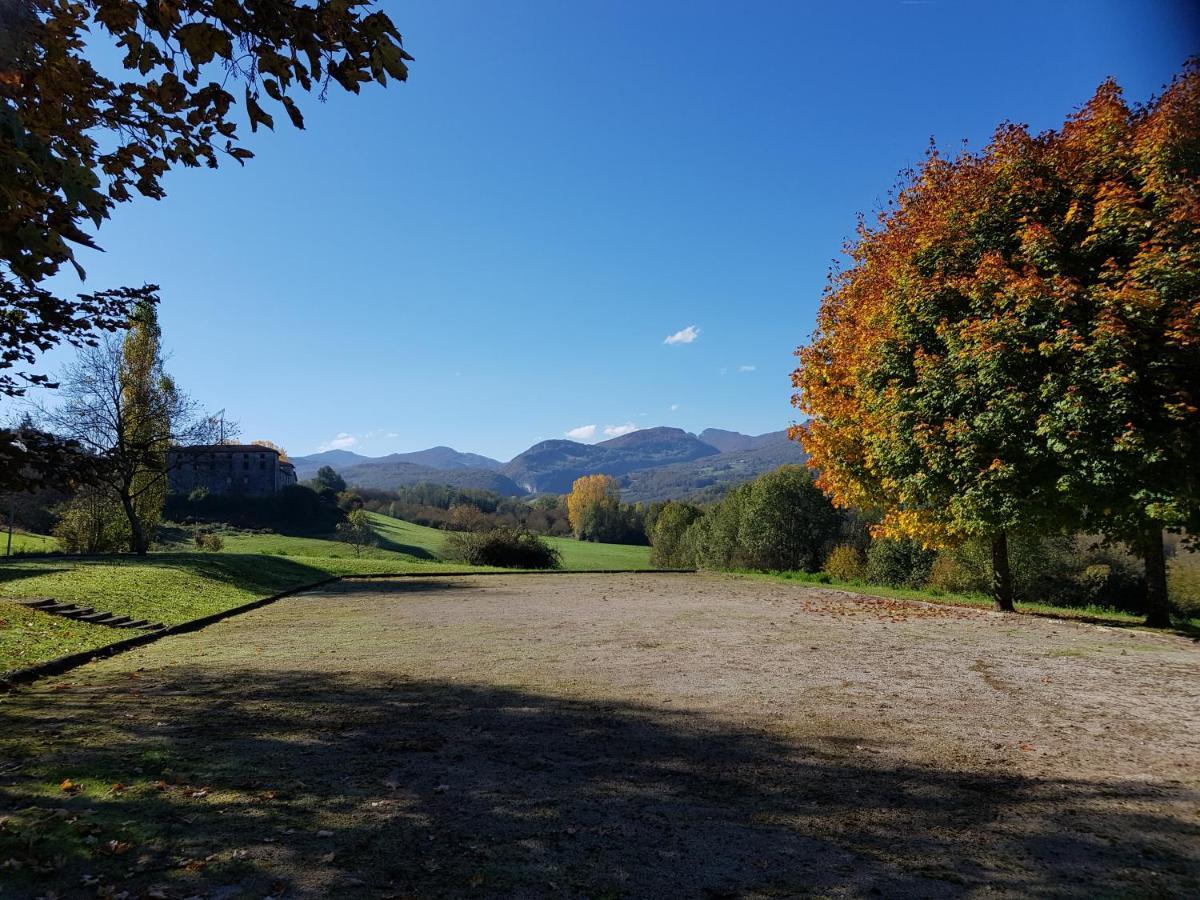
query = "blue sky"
xmin=44 ymin=0 xmax=1197 ymax=461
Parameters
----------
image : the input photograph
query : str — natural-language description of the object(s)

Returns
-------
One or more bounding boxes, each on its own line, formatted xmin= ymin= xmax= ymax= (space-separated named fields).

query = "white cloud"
xmin=738 ymin=365 xmax=756 ymax=373
xmin=319 ymin=432 xmax=358 ymax=451
xmin=603 ymin=422 xmax=639 ymax=437
xmin=566 ymin=424 xmax=597 ymax=440
xmin=664 ymin=325 xmax=699 ymax=345
xmin=670 ymin=403 xmax=680 ymax=411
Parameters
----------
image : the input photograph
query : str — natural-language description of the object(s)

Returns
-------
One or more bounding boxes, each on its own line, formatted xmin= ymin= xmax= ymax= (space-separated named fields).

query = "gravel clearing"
xmin=1 ymin=572 xmax=1197 ymax=898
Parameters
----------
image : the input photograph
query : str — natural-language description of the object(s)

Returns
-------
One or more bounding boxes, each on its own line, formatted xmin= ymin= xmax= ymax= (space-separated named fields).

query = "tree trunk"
xmin=991 ymin=532 xmax=1015 ymax=612
xmin=119 ymin=491 xmax=148 ymax=555
xmin=1140 ymin=528 xmax=1170 ymax=629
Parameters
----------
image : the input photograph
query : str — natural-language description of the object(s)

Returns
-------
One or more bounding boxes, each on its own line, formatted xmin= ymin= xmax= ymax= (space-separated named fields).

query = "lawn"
xmin=751 ymin=570 xmax=1200 ymax=632
xmin=2 ymin=530 xmax=57 ymax=555
xmin=212 ymin=512 xmax=653 ymax=572
xmin=0 ymin=512 xmax=653 ymax=674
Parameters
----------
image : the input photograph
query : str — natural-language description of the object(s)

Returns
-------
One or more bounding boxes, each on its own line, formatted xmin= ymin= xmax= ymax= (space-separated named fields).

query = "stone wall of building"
xmin=168 ymin=445 xmax=295 ymax=497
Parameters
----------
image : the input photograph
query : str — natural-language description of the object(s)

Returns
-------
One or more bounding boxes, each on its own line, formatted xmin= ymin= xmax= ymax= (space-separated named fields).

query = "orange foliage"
xmin=792 ymin=62 xmax=1200 ymax=546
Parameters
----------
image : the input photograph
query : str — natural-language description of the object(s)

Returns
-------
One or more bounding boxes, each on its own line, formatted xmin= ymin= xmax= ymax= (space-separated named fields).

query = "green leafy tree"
xmin=311 ymin=466 xmax=347 ymax=496
xmin=737 ymin=466 xmax=842 ymax=572
xmin=336 ymin=507 xmax=375 ymax=557
xmin=689 ymin=483 xmax=752 ymax=570
xmin=649 ymin=501 xmax=702 ymax=568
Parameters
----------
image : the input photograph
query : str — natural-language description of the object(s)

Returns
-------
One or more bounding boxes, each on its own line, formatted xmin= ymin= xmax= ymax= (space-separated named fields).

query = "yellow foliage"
xmin=566 ymin=474 xmax=620 ymax=533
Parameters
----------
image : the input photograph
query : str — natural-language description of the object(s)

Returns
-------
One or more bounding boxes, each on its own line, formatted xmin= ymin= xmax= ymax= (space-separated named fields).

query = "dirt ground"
xmin=1 ymin=573 xmax=1198 ymax=898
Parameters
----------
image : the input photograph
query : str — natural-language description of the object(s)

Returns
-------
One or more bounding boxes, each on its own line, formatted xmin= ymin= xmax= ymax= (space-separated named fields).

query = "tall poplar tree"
xmin=44 ymin=293 xmax=218 ymax=554
xmin=119 ymin=299 xmax=172 ymax=553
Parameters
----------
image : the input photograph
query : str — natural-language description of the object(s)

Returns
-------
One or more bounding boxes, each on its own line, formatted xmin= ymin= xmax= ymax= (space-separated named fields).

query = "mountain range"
xmin=290 ymin=427 xmax=807 ymax=502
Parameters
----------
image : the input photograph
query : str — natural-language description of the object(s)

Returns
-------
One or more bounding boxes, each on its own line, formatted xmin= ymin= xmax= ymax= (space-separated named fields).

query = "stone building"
xmin=167 ymin=444 xmax=298 ymax=498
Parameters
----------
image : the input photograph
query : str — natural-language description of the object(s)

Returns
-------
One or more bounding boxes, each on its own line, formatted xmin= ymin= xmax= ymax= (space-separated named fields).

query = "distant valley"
xmin=291 ymin=427 xmax=807 ymax=503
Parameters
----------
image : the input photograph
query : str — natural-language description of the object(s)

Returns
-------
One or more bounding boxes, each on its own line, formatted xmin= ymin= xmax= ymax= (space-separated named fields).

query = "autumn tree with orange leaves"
xmin=792 ymin=62 xmax=1200 ymax=625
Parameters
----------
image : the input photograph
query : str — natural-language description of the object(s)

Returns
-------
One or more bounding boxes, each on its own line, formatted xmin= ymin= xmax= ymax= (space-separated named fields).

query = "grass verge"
xmin=745 ymin=570 xmax=1200 ymax=632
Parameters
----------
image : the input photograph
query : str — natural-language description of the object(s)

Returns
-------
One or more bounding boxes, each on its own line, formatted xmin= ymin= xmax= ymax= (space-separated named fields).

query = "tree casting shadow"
xmin=0 ymin=671 xmax=1196 ymax=898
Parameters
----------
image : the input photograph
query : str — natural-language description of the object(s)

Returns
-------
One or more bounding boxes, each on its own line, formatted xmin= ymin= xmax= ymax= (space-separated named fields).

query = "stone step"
xmin=77 ymin=611 xmax=119 ymax=623
xmin=93 ymin=615 xmax=132 ymax=627
xmin=18 ymin=598 xmax=58 ymax=609
xmin=41 ymin=602 xmax=81 ymax=615
xmin=18 ymin=598 xmax=164 ymax=631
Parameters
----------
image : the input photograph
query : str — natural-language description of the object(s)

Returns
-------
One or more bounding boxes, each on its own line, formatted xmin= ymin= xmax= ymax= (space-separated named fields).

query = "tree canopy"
xmin=792 ymin=63 xmax=1200 ymax=623
xmin=1 ymin=0 xmax=410 ymax=408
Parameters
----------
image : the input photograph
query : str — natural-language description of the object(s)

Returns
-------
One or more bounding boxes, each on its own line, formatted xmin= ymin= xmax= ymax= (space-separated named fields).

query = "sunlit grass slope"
xmin=0 ymin=512 xmax=653 ymax=673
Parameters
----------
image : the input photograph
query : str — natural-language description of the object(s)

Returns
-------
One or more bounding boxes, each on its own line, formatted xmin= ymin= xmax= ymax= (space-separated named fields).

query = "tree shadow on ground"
xmin=370 ymin=532 xmax=437 ymax=561
xmin=322 ymin=578 xmax=476 ymax=595
xmin=0 ymin=670 xmax=1196 ymax=899
xmin=0 ymin=564 xmax=73 ymax=586
xmin=149 ymin=552 xmax=339 ymax=591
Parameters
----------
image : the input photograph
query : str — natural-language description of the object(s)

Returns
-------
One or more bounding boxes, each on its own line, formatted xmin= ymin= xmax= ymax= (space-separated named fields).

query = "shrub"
xmin=865 ymin=538 xmax=936 ymax=588
xmin=1166 ymin=541 xmax=1200 ymax=618
xmin=193 ymin=531 xmax=224 ymax=552
xmin=926 ymin=551 xmax=986 ymax=594
xmin=52 ymin=488 xmax=127 ymax=554
xmin=443 ymin=526 xmax=561 ymax=569
xmin=926 ymin=534 xmax=1149 ymax=612
xmin=448 ymin=503 xmax=488 ymax=532
xmin=650 ymin=501 xmax=703 ymax=568
xmin=823 ymin=544 xmax=867 ymax=582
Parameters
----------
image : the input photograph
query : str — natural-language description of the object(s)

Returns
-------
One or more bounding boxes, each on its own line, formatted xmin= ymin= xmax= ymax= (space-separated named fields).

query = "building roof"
xmin=171 ymin=444 xmax=281 ymax=455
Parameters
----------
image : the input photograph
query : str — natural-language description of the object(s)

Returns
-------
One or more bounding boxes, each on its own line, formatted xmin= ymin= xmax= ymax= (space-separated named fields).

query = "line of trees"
xmin=649 ymin=466 xmax=1182 ymax=618
xmin=332 ymin=481 xmax=574 ymax=537
xmin=792 ymin=65 xmax=1200 ymax=627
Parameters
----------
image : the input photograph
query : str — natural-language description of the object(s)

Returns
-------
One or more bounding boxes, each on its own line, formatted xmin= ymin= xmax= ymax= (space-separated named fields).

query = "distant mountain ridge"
xmin=334 ymin=461 xmax=523 ymax=496
xmin=501 ymin=427 xmax=720 ymax=494
xmin=292 ymin=447 xmax=501 ymax=482
xmin=290 ymin=426 xmax=806 ymax=500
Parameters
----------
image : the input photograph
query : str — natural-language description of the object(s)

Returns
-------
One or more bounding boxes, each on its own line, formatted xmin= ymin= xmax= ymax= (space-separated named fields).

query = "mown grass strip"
xmin=744 ymin=570 xmax=1200 ymax=634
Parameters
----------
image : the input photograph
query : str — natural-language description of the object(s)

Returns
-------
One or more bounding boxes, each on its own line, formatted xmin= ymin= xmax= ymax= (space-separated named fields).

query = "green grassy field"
xmin=0 ymin=512 xmax=653 ymax=674
xmin=2 ymin=530 xmax=57 ymax=555
xmin=210 ymin=512 xmax=653 ymax=571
